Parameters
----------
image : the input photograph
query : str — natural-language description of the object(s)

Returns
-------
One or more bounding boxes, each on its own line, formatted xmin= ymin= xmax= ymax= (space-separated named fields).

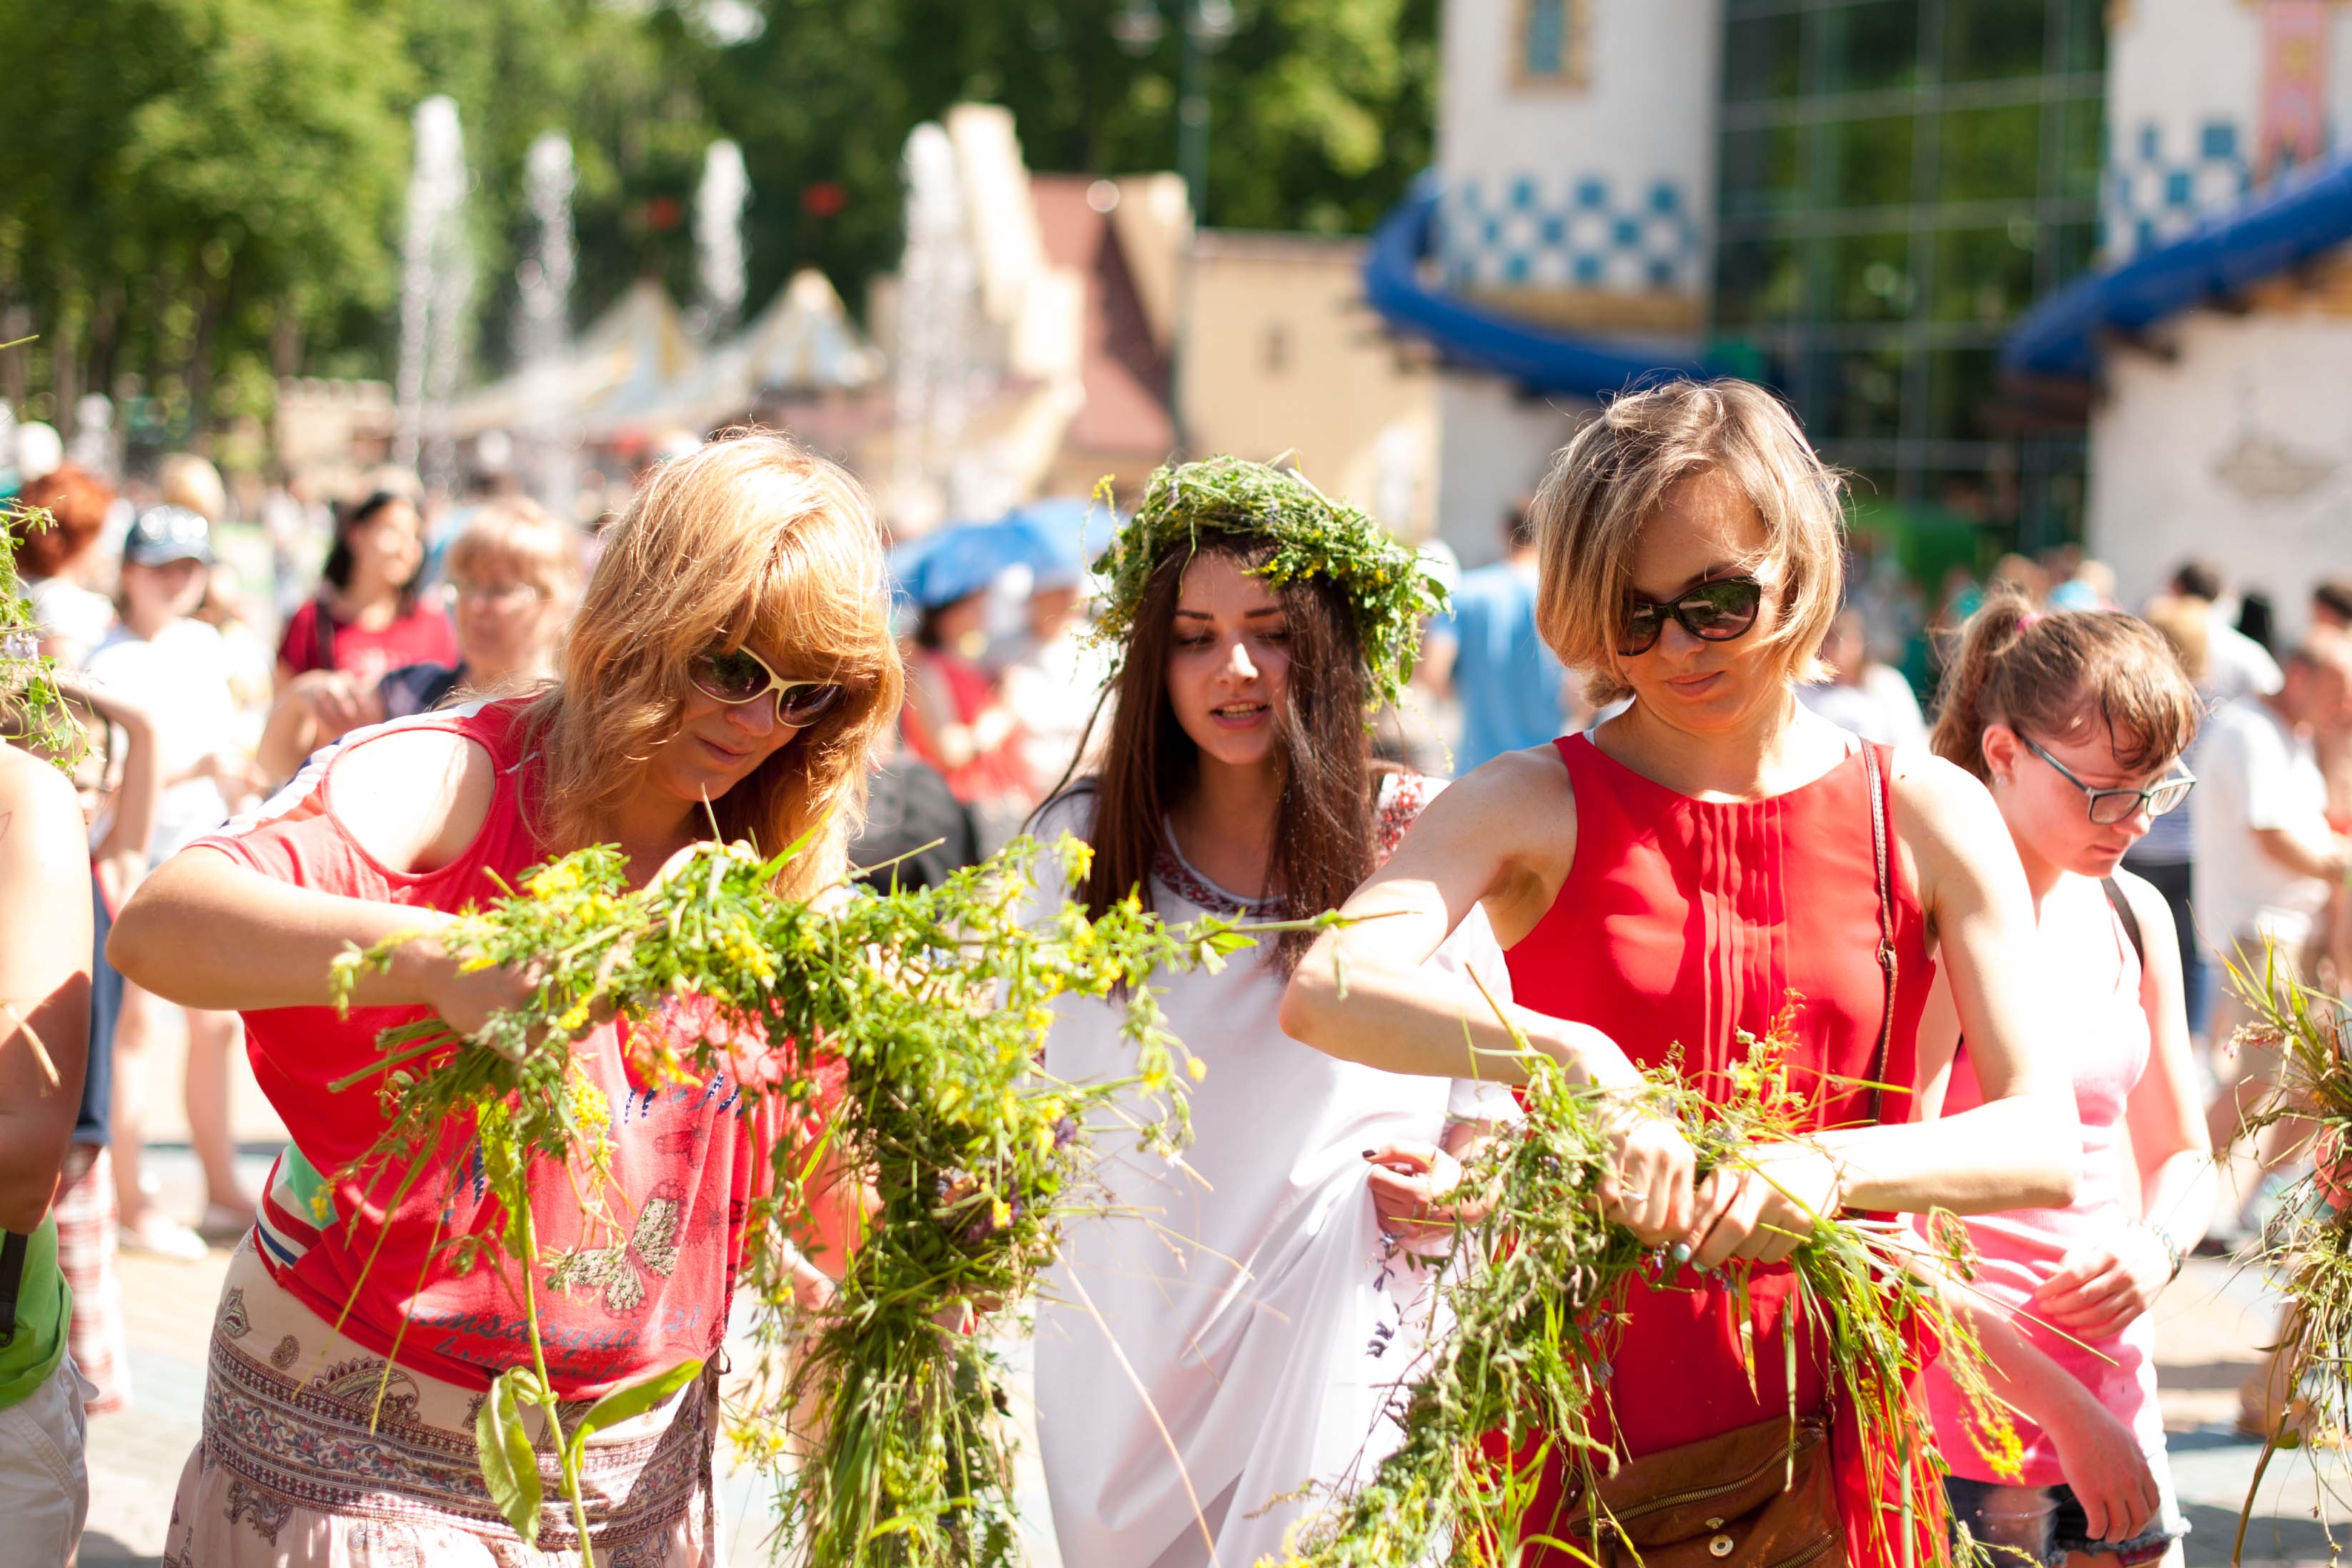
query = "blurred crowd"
xmin=9 ymin=412 xmax=2351 ymax=1443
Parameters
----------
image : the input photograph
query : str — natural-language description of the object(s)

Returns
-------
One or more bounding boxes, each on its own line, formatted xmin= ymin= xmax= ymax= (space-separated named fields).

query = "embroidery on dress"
xmin=224 ymin=1477 xmax=295 ymax=1544
xmin=315 ymin=1355 xmax=424 ymax=1424
xmin=545 ymin=1194 xmax=683 ymax=1315
xmin=219 ymin=1286 xmax=249 ymax=1339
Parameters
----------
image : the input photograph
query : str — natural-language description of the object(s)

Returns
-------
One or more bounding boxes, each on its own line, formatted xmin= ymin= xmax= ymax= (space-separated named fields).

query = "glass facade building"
xmin=1712 ymin=0 xmax=2106 ymax=548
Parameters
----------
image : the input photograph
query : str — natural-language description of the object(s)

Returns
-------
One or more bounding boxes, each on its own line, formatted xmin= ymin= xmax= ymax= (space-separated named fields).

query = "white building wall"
xmin=1432 ymin=377 xmax=1592 ymax=567
xmin=2088 ymin=310 xmax=2352 ymax=637
xmin=2105 ymin=0 xmax=2352 ymax=258
xmin=1434 ymin=0 xmax=1722 ymax=308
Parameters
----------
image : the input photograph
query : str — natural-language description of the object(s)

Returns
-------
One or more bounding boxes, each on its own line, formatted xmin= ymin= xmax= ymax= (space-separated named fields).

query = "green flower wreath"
xmin=0 ymin=500 xmax=81 ymax=764
xmin=1087 ymin=455 xmax=1447 ymax=714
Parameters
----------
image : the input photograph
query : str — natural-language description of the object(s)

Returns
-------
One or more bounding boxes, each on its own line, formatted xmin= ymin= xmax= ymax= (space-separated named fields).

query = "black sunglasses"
xmin=686 ymin=644 xmax=850 ymax=727
xmin=1616 ymin=575 xmax=1765 ymax=658
xmin=2018 ymin=735 xmax=2196 ymax=826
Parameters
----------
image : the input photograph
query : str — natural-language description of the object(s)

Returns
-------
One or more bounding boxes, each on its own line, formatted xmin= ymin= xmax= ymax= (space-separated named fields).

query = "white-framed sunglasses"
xmin=685 ymin=643 xmax=850 ymax=726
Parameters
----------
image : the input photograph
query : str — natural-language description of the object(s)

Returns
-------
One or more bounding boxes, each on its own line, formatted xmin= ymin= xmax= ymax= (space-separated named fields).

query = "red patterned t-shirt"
xmin=190 ymin=698 xmax=780 ymax=1399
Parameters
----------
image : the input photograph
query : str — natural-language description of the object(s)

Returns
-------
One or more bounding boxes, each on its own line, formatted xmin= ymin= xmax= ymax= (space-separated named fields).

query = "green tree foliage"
xmin=0 ymin=0 xmax=1436 ymax=454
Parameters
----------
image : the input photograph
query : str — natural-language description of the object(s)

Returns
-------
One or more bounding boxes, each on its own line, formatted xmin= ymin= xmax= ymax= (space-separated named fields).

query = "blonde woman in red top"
xmin=112 ymin=433 xmax=901 ymax=1566
xmin=1281 ymin=379 xmax=2078 ymax=1566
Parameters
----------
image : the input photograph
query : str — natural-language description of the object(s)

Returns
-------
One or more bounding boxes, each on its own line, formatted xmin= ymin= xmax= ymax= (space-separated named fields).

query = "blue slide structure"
xmin=2003 ymin=152 xmax=2352 ymax=383
xmin=1361 ymin=174 xmax=1710 ymax=401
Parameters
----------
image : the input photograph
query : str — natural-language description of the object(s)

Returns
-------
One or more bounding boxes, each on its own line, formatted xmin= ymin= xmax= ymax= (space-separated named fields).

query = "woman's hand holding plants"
xmin=2032 ymin=1229 xmax=2173 ymax=1339
xmin=413 ymin=930 xmax=543 ymax=1046
xmin=1595 ymin=1101 xmax=1698 ymax=1245
xmin=1364 ymin=1141 xmax=1485 ymax=1251
xmin=1677 ymin=1141 xmax=1845 ymax=1269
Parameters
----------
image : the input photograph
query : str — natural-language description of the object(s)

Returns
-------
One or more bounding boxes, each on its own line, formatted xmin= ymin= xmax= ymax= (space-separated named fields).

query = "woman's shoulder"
xmin=307 ymin=703 xmax=515 ymax=875
xmin=0 ymin=745 xmax=87 ymax=877
xmin=1887 ymin=744 xmax=1995 ymax=832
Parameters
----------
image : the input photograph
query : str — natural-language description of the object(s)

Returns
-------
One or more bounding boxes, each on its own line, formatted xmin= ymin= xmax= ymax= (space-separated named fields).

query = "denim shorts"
xmin=1946 ymin=1469 xmax=2189 ymax=1567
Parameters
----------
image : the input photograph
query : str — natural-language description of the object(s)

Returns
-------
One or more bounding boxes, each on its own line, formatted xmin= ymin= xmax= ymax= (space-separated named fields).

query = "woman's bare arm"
xmin=109 ymin=728 xmax=527 ymax=1028
xmin=1278 ymin=747 xmax=1634 ymax=1088
xmin=0 ymin=750 xmax=92 ymax=1231
xmin=55 ymin=673 xmax=164 ymax=902
xmin=2116 ymin=872 xmax=2213 ymax=1246
xmin=1814 ymin=755 xmax=2078 ymax=1214
xmin=1279 ymin=748 xmax=1700 ymax=1242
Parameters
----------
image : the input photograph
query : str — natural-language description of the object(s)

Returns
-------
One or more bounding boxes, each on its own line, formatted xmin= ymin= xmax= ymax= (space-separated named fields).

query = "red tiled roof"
xmin=1031 ymin=175 xmax=1176 ymax=458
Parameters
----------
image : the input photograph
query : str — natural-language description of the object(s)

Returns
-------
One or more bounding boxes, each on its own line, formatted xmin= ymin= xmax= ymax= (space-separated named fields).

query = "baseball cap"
xmin=123 ymin=505 xmax=215 ymax=567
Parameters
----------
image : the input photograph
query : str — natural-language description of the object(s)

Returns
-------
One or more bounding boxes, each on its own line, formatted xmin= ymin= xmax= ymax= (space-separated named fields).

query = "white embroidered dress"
xmin=1031 ymin=775 xmax=1514 ymax=1568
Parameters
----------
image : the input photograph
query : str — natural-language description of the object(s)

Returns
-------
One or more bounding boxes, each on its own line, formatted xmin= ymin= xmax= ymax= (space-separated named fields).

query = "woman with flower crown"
xmin=1026 ymin=458 xmax=1514 ymax=1568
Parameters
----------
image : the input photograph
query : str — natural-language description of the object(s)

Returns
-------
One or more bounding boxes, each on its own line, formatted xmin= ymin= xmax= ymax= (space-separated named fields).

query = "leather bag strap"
xmin=1861 ymin=743 xmax=1896 ymax=1128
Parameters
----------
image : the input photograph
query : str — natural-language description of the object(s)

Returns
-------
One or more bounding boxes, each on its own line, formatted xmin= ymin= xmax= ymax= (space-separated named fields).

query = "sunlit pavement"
xmin=77 ymin=1145 xmax=2338 ymax=1567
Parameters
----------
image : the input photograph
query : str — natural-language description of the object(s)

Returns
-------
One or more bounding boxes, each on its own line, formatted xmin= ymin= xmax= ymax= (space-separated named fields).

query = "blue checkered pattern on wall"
xmin=2103 ymin=119 xmax=2252 ymax=257
xmin=1440 ymin=174 xmax=1705 ymax=294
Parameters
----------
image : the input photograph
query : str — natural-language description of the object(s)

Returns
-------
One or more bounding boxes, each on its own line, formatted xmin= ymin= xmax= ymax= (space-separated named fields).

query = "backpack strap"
xmin=0 ymin=1229 xmax=26 ymax=1347
xmin=2102 ymin=875 xmax=2147 ymax=968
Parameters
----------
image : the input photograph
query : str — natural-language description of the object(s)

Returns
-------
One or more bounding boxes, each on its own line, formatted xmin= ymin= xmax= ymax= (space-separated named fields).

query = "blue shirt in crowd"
xmin=1443 ymin=559 xmax=1567 ymax=773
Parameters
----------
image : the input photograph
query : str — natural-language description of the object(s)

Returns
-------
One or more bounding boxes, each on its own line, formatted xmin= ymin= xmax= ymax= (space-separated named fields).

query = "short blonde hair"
xmin=444 ymin=497 xmax=583 ymax=604
xmin=159 ymin=452 xmax=225 ymax=523
xmin=1532 ymin=379 xmax=1845 ymax=705
xmin=514 ymin=430 xmax=904 ymax=898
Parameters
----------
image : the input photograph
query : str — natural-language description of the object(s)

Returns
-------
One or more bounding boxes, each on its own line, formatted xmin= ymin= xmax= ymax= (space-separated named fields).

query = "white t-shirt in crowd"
xmin=2190 ymin=695 xmax=2331 ymax=955
xmin=84 ymin=618 xmax=239 ymax=862
xmin=1798 ymin=664 xmax=1928 ymax=749
xmin=26 ymin=575 xmax=114 ymax=659
xmin=2203 ymin=607 xmax=2284 ymax=706
xmin=1001 ymin=625 xmax=1113 ymax=795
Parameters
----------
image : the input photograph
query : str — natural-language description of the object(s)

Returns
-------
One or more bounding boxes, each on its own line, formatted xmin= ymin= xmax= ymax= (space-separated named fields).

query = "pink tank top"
xmin=1923 ymin=888 xmax=2156 ymax=1484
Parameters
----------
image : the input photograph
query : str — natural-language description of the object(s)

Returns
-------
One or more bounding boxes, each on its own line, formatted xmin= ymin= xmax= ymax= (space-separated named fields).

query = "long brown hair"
xmin=514 ymin=430 xmax=904 ymax=899
xmin=1930 ymin=587 xmax=2200 ymax=784
xmin=1064 ymin=538 xmax=1384 ymax=973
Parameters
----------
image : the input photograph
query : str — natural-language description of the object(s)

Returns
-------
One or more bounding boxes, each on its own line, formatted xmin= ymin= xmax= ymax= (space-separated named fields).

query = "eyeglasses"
xmin=450 ymin=580 xmax=546 ymax=610
xmin=1616 ymin=575 xmax=1765 ymax=658
xmin=686 ymin=642 xmax=849 ymax=727
xmin=2019 ymin=735 xmax=2196 ymax=825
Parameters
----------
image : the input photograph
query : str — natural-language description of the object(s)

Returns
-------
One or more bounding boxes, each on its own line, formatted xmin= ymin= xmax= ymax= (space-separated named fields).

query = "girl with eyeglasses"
xmin=108 ymin=432 xmax=902 ymax=1566
xmin=255 ymin=498 xmax=584 ymax=782
xmin=1279 ymin=379 xmax=2080 ymax=1567
xmin=1919 ymin=593 xmax=2210 ymax=1568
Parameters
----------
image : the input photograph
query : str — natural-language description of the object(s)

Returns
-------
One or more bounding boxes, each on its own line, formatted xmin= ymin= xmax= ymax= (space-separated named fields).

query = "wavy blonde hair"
xmin=1532 ymin=379 xmax=1845 ymax=705
xmin=514 ymin=430 xmax=903 ymax=898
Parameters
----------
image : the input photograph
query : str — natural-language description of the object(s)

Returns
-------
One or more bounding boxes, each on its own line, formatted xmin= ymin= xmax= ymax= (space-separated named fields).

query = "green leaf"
xmin=567 ymin=1358 xmax=705 ymax=1464
xmin=475 ymin=1369 xmax=543 ymax=1546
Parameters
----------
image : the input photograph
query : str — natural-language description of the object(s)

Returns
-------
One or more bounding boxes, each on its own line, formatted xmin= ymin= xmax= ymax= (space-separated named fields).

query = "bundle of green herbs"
xmin=1 ymin=493 xmax=86 ymax=762
xmin=329 ymin=833 xmax=1300 ymax=1567
xmin=2218 ymin=944 xmax=2352 ymax=1559
xmin=1286 ymin=1006 xmax=2020 ymax=1568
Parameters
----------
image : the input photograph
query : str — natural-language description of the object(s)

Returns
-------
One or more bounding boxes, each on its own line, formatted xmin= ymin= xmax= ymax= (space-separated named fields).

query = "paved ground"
xmin=69 ymin=1038 xmax=2352 ymax=1564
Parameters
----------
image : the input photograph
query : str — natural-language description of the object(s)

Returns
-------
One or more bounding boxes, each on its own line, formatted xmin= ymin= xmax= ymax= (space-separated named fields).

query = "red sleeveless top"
xmin=192 ymin=699 xmax=782 ymax=1399
xmin=1504 ymin=732 xmax=1935 ymax=1564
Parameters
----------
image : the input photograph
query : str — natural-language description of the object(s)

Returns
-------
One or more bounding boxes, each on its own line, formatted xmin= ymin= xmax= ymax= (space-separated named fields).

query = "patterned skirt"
xmin=161 ymin=1238 xmax=723 ymax=1567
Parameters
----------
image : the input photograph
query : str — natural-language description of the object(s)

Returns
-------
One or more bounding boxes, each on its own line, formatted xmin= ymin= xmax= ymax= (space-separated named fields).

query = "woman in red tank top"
xmin=111 ymin=433 xmax=905 ymax=1566
xmin=1281 ymin=380 xmax=2081 ymax=1567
